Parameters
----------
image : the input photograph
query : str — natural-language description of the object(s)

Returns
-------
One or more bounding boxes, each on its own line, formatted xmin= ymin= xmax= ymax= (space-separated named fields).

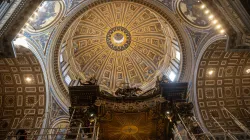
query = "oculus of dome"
xmin=106 ymin=26 xmax=131 ymax=51
xmin=113 ymin=32 xmax=124 ymax=44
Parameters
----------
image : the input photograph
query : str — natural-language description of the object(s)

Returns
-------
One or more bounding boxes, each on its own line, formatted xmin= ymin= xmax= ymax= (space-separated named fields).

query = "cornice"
xmin=0 ymin=0 xmax=42 ymax=37
xmin=0 ymin=0 xmax=22 ymax=34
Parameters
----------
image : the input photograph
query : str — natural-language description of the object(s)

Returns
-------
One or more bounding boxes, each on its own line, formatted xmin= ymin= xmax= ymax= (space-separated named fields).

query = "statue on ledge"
xmin=155 ymin=75 xmax=171 ymax=91
xmin=115 ymin=83 xmax=142 ymax=97
xmin=79 ymin=76 xmax=97 ymax=85
xmin=158 ymin=75 xmax=171 ymax=84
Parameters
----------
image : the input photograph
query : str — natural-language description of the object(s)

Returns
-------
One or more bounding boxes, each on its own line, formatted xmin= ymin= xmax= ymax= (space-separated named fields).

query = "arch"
xmin=193 ymin=34 xmax=227 ymax=133
xmin=24 ymin=38 xmax=51 ymax=138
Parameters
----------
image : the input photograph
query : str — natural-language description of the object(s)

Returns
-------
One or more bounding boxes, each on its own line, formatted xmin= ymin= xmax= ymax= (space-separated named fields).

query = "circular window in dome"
xmin=59 ymin=1 xmax=182 ymax=95
xmin=106 ymin=26 xmax=131 ymax=51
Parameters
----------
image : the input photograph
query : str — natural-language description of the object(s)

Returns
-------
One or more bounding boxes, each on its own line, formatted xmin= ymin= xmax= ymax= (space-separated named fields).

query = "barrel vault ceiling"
xmin=0 ymin=47 xmax=46 ymax=137
xmin=196 ymin=40 xmax=250 ymax=133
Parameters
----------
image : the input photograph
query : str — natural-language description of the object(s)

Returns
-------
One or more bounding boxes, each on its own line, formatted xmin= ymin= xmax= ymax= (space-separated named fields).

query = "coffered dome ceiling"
xmin=59 ymin=1 xmax=181 ymax=94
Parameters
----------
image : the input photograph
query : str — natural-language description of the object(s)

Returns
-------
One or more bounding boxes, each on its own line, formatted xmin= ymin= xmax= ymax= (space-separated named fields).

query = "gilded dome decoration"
xmin=59 ymin=1 xmax=182 ymax=95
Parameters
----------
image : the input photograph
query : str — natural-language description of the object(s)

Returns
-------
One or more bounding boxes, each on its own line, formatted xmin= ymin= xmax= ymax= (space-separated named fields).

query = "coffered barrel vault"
xmin=0 ymin=47 xmax=46 ymax=138
xmin=196 ymin=40 xmax=250 ymax=133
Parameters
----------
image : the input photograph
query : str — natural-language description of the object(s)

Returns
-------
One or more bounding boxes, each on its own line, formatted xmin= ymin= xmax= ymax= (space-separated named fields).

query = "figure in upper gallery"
xmin=157 ymin=75 xmax=171 ymax=84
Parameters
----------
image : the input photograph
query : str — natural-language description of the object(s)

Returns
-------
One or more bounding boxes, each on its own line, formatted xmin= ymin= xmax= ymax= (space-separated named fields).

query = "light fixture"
xmin=208 ymin=70 xmax=214 ymax=75
xmin=29 ymin=17 xmax=34 ymax=21
xmin=220 ymin=29 xmax=225 ymax=34
xmin=208 ymin=15 xmax=214 ymax=20
xmin=25 ymin=77 xmax=32 ymax=82
xmin=201 ymin=4 xmax=205 ymax=9
xmin=246 ymin=69 xmax=250 ymax=74
xmin=216 ymin=24 xmax=222 ymax=29
xmin=17 ymin=33 xmax=22 ymax=37
xmin=205 ymin=10 xmax=210 ymax=14
xmin=212 ymin=19 xmax=218 ymax=24
xmin=90 ymin=113 xmax=94 ymax=117
xmin=19 ymin=28 xmax=25 ymax=34
xmin=167 ymin=116 xmax=172 ymax=122
xmin=166 ymin=111 xmax=170 ymax=115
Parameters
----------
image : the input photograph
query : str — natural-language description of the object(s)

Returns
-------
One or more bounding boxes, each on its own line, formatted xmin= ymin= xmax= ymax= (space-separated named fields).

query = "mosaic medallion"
xmin=177 ymin=0 xmax=210 ymax=28
xmin=121 ymin=125 xmax=138 ymax=134
xmin=106 ymin=26 xmax=131 ymax=51
xmin=28 ymin=1 xmax=64 ymax=32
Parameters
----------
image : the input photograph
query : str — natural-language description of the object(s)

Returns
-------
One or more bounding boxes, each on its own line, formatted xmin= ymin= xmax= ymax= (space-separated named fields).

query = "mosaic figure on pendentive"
xmin=179 ymin=0 xmax=209 ymax=27
xmin=29 ymin=1 xmax=59 ymax=29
